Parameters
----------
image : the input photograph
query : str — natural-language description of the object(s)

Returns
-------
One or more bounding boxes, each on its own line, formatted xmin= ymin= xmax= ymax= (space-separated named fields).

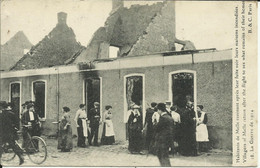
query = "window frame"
xmin=9 ymin=81 xmax=22 ymax=118
xmin=31 ymin=80 xmax=47 ymax=120
xmin=123 ymin=73 xmax=145 ymax=124
xmin=168 ymin=70 xmax=197 ymax=117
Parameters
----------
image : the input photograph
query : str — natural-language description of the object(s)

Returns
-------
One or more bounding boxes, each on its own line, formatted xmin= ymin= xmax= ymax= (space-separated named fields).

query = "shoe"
xmin=139 ymin=151 xmax=145 ymax=155
xmin=19 ymin=156 xmax=24 ymax=165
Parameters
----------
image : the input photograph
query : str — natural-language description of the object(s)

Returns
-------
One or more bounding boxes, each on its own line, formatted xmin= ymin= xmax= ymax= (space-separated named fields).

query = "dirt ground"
xmin=1 ymin=136 xmax=232 ymax=167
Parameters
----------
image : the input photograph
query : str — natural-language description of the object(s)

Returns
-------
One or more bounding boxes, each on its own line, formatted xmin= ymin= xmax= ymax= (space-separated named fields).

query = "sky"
xmin=1 ymin=0 xmax=236 ymax=50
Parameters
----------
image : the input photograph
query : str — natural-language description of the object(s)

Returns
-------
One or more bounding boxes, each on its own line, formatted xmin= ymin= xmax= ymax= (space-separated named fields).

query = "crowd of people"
xmin=127 ymin=100 xmax=209 ymax=166
xmin=0 ymin=98 xmax=209 ymax=167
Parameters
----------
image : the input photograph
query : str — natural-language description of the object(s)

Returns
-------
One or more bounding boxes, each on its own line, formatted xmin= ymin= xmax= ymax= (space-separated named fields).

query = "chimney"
xmin=112 ymin=0 xmax=124 ymax=11
xmin=57 ymin=12 xmax=67 ymax=25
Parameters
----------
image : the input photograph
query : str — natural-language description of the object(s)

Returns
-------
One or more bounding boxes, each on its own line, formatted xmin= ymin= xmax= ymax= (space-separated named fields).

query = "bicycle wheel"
xmin=26 ymin=136 xmax=47 ymax=164
xmin=1 ymin=144 xmax=16 ymax=162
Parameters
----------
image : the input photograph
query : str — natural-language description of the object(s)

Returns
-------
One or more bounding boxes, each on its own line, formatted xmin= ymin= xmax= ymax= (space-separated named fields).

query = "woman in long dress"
xmin=196 ymin=105 xmax=209 ymax=153
xmin=74 ymin=104 xmax=88 ymax=147
xmin=101 ymin=105 xmax=115 ymax=145
xmin=58 ymin=106 xmax=73 ymax=152
xmin=179 ymin=101 xmax=197 ymax=156
xmin=128 ymin=105 xmax=143 ymax=154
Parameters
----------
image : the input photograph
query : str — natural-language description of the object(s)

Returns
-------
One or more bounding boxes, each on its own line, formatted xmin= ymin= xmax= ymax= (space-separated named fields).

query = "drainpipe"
xmin=56 ymin=68 xmax=60 ymax=137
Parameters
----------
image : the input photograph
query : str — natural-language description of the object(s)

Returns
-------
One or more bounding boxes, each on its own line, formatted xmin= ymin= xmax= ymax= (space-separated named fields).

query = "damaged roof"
xmin=11 ymin=2 xmax=177 ymax=70
xmin=11 ymin=13 xmax=84 ymax=70
xmin=1 ymin=31 xmax=33 ymax=71
xmin=74 ymin=1 xmax=176 ymax=61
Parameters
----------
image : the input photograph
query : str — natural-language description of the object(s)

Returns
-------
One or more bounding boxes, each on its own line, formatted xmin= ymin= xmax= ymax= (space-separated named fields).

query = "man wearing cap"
xmin=154 ymin=103 xmax=173 ymax=167
xmin=0 ymin=101 xmax=24 ymax=165
xmin=88 ymin=102 xmax=101 ymax=146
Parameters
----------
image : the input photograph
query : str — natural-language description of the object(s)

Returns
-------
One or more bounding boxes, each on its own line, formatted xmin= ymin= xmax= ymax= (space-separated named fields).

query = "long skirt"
xmin=101 ymin=120 xmax=115 ymax=145
xmin=178 ymin=127 xmax=197 ymax=156
xmin=145 ymin=125 xmax=154 ymax=151
xmin=128 ymin=129 xmax=143 ymax=153
xmin=77 ymin=119 xmax=87 ymax=147
xmin=58 ymin=125 xmax=73 ymax=151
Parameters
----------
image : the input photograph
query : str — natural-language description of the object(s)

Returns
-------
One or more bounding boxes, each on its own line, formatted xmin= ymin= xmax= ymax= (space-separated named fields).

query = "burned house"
xmin=0 ymin=1 xmax=232 ymax=150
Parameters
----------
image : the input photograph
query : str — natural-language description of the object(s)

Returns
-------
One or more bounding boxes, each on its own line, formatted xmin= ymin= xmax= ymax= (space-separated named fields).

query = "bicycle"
xmin=1 ymin=125 xmax=47 ymax=165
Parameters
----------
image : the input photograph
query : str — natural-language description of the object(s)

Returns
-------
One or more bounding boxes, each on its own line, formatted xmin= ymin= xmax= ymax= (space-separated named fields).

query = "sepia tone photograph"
xmin=0 ymin=0 xmax=257 ymax=167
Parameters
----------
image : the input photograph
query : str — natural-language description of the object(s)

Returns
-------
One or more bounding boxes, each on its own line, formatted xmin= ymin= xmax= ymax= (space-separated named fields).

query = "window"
xmin=109 ymin=46 xmax=119 ymax=58
xmin=32 ymin=80 xmax=46 ymax=119
xmin=9 ymin=82 xmax=21 ymax=128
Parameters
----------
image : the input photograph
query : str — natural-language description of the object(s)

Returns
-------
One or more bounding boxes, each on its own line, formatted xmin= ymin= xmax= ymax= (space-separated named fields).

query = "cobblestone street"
xmin=2 ymin=136 xmax=232 ymax=167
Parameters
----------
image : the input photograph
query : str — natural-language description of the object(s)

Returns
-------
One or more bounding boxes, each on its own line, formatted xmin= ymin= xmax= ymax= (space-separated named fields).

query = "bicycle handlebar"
xmin=23 ymin=125 xmax=32 ymax=127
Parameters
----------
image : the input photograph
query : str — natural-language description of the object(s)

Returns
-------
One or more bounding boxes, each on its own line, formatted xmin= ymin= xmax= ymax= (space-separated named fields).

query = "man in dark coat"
xmin=154 ymin=103 xmax=174 ymax=167
xmin=143 ymin=102 xmax=157 ymax=152
xmin=178 ymin=100 xmax=197 ymax=156
xmin=0 ymin=101 xmax=24 ymax=165
xmin=88 ymin=102 xmax=101 ymax=146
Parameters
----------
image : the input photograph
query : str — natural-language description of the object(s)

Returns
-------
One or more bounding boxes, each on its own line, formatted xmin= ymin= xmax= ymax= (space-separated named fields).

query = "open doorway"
xmin=32 ymin=81 xmax=46 ymax=119
xmin=124 ymin=74 xmax=145 ymax=139
xmin=84 ymin=78 xmax=101 ymax=118
xmin=10 ymin=82 xmax=21 ymax=128
xmin=170 ymin=72 xmax=195 ymax=109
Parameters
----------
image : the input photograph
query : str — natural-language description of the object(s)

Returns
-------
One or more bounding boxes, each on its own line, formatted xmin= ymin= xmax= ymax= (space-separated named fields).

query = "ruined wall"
xmin=98 ymin=42 xmax=110 ymax=59
xmin=0 ymin=58 xmax=232 ymax=149
xmin=74 ymin=27 xmax=107 ymax=63
xmin=108 ymin=3 xmax=165 ymax=48
xmin=128 ymin=2 xmax=176 ymax=56
xmin=98 ymin=60 xmax=232 ymax=149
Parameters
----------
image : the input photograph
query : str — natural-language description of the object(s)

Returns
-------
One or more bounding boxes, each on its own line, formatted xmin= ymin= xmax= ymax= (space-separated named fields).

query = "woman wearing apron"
xmin=196 ymin=105 xmax=209 ymax=153
xmin=101 ymin=105 xmax=115 ymax=145
xmin=74 ymin=104 xmax=88 ymax=147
